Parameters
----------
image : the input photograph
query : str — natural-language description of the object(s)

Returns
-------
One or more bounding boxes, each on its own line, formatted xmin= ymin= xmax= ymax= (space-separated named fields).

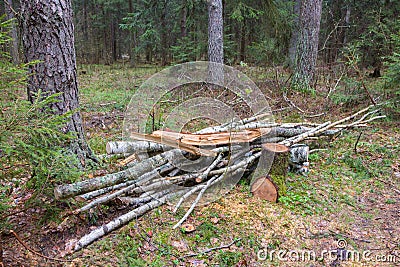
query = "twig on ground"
xmin=181 ymin=238 xmax=242 ymax=258
xmin=326 ymin=70 xmax=344 ymax=99
xmin=282 ymin=91 xmax=325 ymax=117
xmin=354 ymin=132 xmax=362 ymax=153
xmin=328 ymin=230 xmax=372 ymax=244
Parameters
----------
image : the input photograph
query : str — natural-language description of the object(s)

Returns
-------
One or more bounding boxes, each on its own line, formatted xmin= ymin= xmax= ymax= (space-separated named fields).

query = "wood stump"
xmin=251 ymin=143 xmax=289 ymax=202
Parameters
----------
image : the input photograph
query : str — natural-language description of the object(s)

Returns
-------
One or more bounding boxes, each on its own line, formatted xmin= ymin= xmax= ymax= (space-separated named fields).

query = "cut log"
xmin=289 ymin=144 xmax=310 ymax=173
xmin=251 ymin=176 xmax=278 ymax=202
xmin=152 ymin=128 xmax=269 ymax=145
xmin=119 ymin=153 xmax=140 ymax=166
xmin=106 ymin=141 xmax=167 ymax=155
xmin=251 ymin=143 xmax=289 ymax=201
xmin=130 ymin=132 xmax=217 ymax=157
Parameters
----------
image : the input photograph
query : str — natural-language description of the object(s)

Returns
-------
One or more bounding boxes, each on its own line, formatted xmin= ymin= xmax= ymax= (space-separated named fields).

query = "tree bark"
xmin=342 ymin=4 xmax=351 ymax=46
xmin=292 ymin=0 xmax=323 ymax=88
xmin=208 ymin=0 xmax=224 ymax=84
xmin=160 ymin=1 xmax=168 ymax=66
xmin=128 ymin=0 xmax=136 ymax=67
xmin=288 ymin=0 xmax=300 ymax=68
xmin=4 ymin=0 xmax=20 ymax=64
xmin=54 ymin=149 xmax=179 ymax=199
xmin=20 ymin=0 xmax=96 ymax=165
xmin=208 ymin=0 xmax=223 ymax=63
xmin=180 ymin=0 xmax=188 ymax=38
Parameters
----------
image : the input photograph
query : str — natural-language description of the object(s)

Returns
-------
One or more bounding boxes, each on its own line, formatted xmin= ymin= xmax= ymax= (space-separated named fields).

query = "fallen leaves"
xmin=171 ymin=240 xmax=188 ymax=252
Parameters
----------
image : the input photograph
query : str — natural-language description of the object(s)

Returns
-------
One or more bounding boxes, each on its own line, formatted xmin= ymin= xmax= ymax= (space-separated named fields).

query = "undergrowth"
xmin=0 ymin=18 xmax=81 ymax=229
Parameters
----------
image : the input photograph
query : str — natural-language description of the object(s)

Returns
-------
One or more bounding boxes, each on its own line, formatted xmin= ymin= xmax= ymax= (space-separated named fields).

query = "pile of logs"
xmin=56 ymin=105 xmax=384 ymax=252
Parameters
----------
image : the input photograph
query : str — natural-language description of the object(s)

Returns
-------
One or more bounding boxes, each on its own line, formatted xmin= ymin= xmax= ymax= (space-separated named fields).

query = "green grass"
xmin=78 ymin=64 xmax=160 ymax=113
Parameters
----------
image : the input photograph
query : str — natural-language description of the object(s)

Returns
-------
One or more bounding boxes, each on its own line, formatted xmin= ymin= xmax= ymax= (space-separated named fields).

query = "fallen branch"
xmin=173 ymin=174 xmax=223 ymax=229
xmin=181 ymin=238 xmax=242 ymax=258
xmin=77 ymin=163 xmax=174 ymax=201
xmin=106 ymin=141 xmax=167 ymax=155
xmin=73 ymin=190 xmax=186 ymax=252
xmin=55 ymin=149 xmax=178 ymax=199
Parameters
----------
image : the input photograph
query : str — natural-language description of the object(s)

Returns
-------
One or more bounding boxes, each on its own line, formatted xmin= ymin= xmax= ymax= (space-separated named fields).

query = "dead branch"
xmin=182 ymin=238 xmax=242 ymax=258
xmin=55 ymin=149 xmax=178 ymax=199
xmin=73 ymin=190 xmax=187 ymax=252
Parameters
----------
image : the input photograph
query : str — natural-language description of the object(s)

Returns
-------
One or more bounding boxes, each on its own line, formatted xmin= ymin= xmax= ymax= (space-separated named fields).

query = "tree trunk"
xmin=180 ymin=0 xmax=187 ymax=38
xmin=208 ymin=0 xmax=224 ymax=84
xmin=20 ymin=0 xmax=96 ymax=165
xmin=239 ymin=19 xmax=246 ymax=62
xmin=342 ymin=4 xmax=351 ymax=46
xmin=110 ymin=19 xmax=116 ymax=63
xmin=292 ymin=0 xmax=323 ymax=88
xmin=128 ymin=0 xmax=136 ymax=67
xmin=160 ymin=1 xmax=168 ymax=66
xmin=208 ymin=0 xmax=223 ymax=64
xmin=4 ymin=0 xmax=20 ymax=64
xmin=288 ymin=0 xmax=300 ymax=68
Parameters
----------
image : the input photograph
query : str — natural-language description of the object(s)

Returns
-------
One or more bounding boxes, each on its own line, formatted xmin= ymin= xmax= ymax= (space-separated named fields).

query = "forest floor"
xmin=1 ymin=64 xmax=399 ymax=267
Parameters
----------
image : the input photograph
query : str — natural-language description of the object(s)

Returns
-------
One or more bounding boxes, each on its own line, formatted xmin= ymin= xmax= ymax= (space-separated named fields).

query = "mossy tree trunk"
xmin=20 ymin=0 xmax=96 ymax=165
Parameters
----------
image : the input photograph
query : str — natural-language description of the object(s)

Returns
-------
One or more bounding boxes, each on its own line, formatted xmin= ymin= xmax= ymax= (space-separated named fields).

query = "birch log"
xmin=55 ymin=150 xmax=178 ymax=199
xmin=73 ymin=191 xmax=186 ymax=252
xmin=106 ymin=141 xmax=168 ymax=154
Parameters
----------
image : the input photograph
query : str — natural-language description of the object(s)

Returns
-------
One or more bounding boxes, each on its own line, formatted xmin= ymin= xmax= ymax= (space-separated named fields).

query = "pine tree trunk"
xmin=20 ymin=0 xmax=96 ymax=165
xmin=4 ymin=0 xmax=20 ymax=64
xmin=128 ymin=0 xmax=136 ymax=67
xmin=342 ymin=5 xmax=351 ymax=46
xmin=288 ymin=0 xmax=300 ymax=68
xmin=208 ymin=0 xmax=224 ymax=84
xmin=292 ymin=0 xmax=322 ymax=88
xmin=208 ymin=0 xmax=223 ymax=64
xmin=180 ymin=0 xmax=187 ymax=38
xmin=160 ymin=1 xmax=168 ymax=66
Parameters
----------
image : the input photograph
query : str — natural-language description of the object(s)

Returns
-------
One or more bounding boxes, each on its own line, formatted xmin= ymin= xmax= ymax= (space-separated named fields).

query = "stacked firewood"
xmin=56 ymin=105 xmax=384 ymax=252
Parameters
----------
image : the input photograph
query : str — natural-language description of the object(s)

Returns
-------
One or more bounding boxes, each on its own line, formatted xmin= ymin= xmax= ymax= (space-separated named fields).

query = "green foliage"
xmin=170 ymin=33 xmax=207 ymax=62
xmin=279 ymin=191 xmax=314 ymax=216
xmin=382 ymin=31 xmax=400 ymax=116
xmin=230 ymin=2 xmax=264 ymax=22
xmin=216 ymin=250 xmax=243 ymax=267
xmin=247 ymin=38 xmax=282 ymax=64
xmin=0 ymin=19 xmax=81 ymax=220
